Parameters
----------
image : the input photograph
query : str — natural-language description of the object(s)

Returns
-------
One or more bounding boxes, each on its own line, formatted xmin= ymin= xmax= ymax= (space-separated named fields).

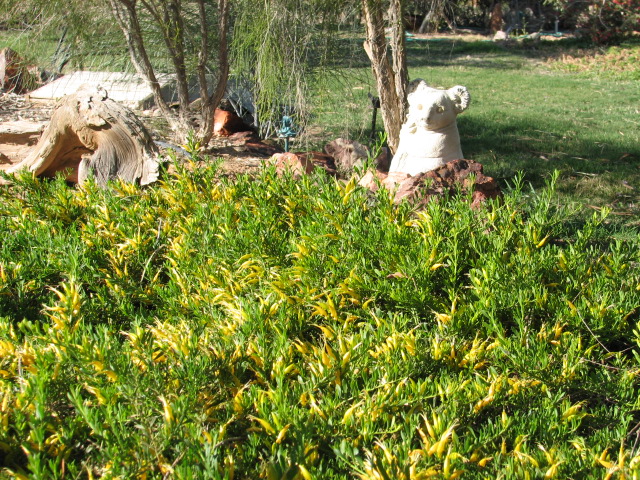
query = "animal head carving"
xmin=447 ymin=86 xmax=470 ymax=114
xmin=405 ymin=81 xmax=470 ymax=131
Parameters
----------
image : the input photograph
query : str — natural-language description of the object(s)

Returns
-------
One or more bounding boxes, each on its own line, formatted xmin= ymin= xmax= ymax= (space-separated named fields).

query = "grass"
xmin=311 ymin=36 xmax=640 ymax=231
xmin=0 ymin=165 xmax=639 ymax=478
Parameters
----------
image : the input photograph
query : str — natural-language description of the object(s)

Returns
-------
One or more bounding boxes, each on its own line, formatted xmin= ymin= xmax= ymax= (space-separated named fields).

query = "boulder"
xmin=358 ymin=169 xmax=410 ymax=192
xmin=213 ymin=108 xmax=251 ymax=136
xmin=375 ymin=146 xmax=392 ymax=173
xmin=386 ymin=159 xmax=501 ymax=208
xmin=296 ymin=151 xmax=337 ymax=176
xmin=324 ymin=138 xmax=369 ymax=174
xmin=267 ymin=152 xmax=314 ymax=177
xmin=265 ymin=151 xmax=338 ymax=177
xmin=493 ymin=30 xmax=509 ymax=41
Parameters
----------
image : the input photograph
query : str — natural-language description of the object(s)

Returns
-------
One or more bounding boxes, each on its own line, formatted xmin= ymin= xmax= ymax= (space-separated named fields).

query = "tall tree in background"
xmin=361 ymin=0 xmax=408 ymax=153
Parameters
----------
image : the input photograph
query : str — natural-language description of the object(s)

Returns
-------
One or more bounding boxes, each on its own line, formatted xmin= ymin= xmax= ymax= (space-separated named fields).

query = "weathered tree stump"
xmin=7 ymin=87 xmax=160 ymax=186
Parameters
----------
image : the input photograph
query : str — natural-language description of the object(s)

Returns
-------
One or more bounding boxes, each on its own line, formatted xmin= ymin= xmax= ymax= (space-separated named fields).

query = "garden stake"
xmin=369 ymin=93 xmax=380 ymax=142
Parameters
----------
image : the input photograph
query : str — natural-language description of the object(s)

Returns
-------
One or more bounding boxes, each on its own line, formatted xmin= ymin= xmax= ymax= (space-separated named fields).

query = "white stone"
xmin=388 ymin=81 xmax=470 ymax=176
xmin=28 ymin=71 xmax=214 ymax=110
xmin=493 ymin=30 xmax=509 ymax=41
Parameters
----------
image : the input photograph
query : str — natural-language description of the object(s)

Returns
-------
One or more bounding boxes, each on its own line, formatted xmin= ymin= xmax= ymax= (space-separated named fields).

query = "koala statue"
xmin=388 ymin=80 xmax=470 ymax=176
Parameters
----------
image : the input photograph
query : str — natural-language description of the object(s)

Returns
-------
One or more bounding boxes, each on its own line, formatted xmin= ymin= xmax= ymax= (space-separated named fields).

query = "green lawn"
xmin=312 ymin=37 xmax=640 ymax=230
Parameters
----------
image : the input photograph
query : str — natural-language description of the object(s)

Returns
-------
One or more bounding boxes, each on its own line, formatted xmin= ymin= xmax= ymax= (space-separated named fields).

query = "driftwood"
xmin=8 ymin=87 xmax=160 ymax=186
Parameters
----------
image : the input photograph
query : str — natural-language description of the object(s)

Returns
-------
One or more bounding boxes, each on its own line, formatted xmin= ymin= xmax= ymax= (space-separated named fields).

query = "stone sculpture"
xmin=388 ymin=80 xmax=470 ymax=176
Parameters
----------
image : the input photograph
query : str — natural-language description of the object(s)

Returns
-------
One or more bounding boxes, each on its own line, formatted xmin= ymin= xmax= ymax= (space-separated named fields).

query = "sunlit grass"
xmin=311 ymin=37 xmax=640 ymax=230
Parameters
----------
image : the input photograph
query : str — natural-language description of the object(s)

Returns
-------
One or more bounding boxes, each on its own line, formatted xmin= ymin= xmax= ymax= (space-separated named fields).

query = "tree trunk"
xmin=108 ymin=0 xmax=192 ymax=141
xmin=196 ymin=0 xmax=230 ymax=146
xmin=7 ymin=88 xmax=160 ymax=186
xmin=388 ymin=0 xmax=408 ymax=115
xmin=489 ymin=2 xmax=504 ymax=33
xmin=107 ymin=0 xmax=230 ymax=146
xmin=362 ymin=0 xmax=408 ymax=154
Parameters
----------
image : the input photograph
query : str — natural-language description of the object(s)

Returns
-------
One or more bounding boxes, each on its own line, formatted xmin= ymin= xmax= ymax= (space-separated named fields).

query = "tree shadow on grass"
xmin=459 ymin=115 xmax=639 ymax=182
xmin=324 ymin=35 xmax=608 ymax=71
xmin=458 ymin=114 xmax=640 ymax=227
xmin=322 ymin=37 xmax=528 ymax=70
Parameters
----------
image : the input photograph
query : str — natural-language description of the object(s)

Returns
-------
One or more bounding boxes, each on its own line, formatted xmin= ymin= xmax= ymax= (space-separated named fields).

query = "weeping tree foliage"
xmin=230 ymin=0 xmax=410 ymax=149
xmin=1 ymin=0 xmax=230 ymax=146
xmin=2 ymin=0 xmax=412 ymax=151
xmin=415 ymin=0 xmax=457 ymax=33
xmin=230 ymin=0 xmax=360 ymax=139
xmin=0 ymin=0 xmax=123 ymax=73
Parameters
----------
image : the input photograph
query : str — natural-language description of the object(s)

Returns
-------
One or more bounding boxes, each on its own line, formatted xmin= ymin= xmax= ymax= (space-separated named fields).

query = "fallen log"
xmin=7 ymin=87 xmax=160 ymax=186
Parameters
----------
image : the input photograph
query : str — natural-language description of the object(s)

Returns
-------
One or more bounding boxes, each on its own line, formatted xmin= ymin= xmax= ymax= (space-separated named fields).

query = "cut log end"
xmin=7 ymin=87 xmax=160 ymax=186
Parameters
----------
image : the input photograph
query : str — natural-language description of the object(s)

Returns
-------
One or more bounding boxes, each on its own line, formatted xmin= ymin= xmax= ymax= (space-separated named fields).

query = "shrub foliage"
xmin=0 ymin=162 xmax=639 ymax=479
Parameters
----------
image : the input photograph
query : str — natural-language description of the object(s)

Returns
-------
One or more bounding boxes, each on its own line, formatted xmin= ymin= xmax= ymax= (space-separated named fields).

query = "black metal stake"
xmin=369 ymin=94 xmax=380 ymax=142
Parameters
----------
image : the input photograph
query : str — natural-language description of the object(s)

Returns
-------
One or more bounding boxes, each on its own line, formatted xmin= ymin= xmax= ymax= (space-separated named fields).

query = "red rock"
xmin=267 ymin=152 xmax=314 ymax=177
xmin=383 ymin=171 xmax=411 ymax=189
xmin=391 ymin=159 xmax=501 ymax=208
xmin=357 ymin=169 xmax=390 ymax=191
xmin=213 ymin=109 xmax=250 ymax=136
xmin=358 ymin=171 xmax=377 ymax=191
xmin=324 ymin=138 xmax=369 ymax=174
xmin=264 ymin=151 xmax=337 ymax=177
xmin=296 ymin=151 xmax=337 ymax=176
xmin=375 ymin=146 xmax=392 ymax=173
xmin=357 ymin=159 xmax=501 ymax=208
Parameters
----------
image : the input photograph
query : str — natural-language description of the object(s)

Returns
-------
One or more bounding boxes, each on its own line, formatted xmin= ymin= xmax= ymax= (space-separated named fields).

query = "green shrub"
xmin=0 ymin=165 xmax=639 ymax=478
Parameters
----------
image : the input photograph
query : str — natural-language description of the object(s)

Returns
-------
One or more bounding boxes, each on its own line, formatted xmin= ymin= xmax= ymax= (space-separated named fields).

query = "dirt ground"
xmin=0 ymin=92 xmax=274 ymax=179
xmin=0 ymin=93 xmax=54 ymax=124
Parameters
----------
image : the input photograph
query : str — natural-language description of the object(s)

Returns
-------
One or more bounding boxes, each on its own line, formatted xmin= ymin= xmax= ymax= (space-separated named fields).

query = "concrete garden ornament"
xmin=389 ymin=81 xmax=470 ymax=176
